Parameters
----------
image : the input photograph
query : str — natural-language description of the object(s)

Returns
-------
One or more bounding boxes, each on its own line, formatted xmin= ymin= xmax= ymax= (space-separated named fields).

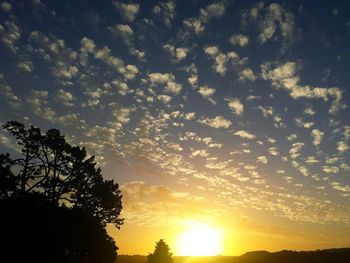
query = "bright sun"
xmin=176 ymin=221 xmax=223 ymax=256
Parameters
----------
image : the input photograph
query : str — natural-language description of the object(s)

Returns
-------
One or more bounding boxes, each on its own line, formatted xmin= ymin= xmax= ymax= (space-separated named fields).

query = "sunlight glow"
xmin=176 ymin=221 xmax=223 ymax=256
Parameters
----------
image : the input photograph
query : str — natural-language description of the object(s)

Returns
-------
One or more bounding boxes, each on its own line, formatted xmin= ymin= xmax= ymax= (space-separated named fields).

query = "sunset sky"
xmin=1 ymin=0 xmax=350 ymax=256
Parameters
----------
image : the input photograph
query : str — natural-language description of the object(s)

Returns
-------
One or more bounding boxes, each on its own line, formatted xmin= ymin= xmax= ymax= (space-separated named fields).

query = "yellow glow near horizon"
xmin=175 ymin=221 xmax=223 ymax=256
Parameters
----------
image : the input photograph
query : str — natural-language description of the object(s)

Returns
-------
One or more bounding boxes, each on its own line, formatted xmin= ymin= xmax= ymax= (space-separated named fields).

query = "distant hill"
xmin=116 ymin=255 xmax=236 ymax=263
xmin=239 ymin=248 xmax=350 ymax=263
xmin=116 ymin=248 xmax=350 ymax=263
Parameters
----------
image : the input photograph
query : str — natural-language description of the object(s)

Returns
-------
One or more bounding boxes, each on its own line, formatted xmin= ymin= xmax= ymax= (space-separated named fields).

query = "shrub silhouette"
xmin=0 ymin=121 xmax=123 ymax=262
xmin=146 ymin=239 xmax=173 ymax=263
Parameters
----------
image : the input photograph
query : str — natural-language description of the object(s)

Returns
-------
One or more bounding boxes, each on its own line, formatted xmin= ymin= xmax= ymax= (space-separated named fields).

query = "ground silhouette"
xmin=0 ymin=121 xmax=123 ymax=262
xmin=116 ymin=248 xmax=350 ymax=263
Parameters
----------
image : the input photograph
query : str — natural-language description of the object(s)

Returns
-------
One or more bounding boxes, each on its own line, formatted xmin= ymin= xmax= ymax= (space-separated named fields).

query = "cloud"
xmin=304 ymin=106 xmax=315 ymax=116
xmin=0 ymin=130 xmax=14 ymax=149
xmin=343 ymin=126 xmax=350 ymax=141
xmin=273 ymin=114 xmax=284 ymax=128
xmin=238 ymin=68 xmax=256 ymax=82
xmin=183 ymin=18 xmax=205 ymax=34
xmin=286 ymin=134 xmax=297 ymax=141
xmin=246 ymin=95 xmax=260 ymax=101
xmin=311 ymin=129 xmax=324 ymax=146
xmin=111 ymin=79 xmax=130 ymax=96
xmin=260 ymin=4 xmax=295 ymax=44
xmin=198 ymin=85 xmax=215 ymax=98
xmin=209 ymin=143 xmax=222 ymax=148
xmin=27 ymin=90 xmax=56 ymax=120
xmin=226 ymin=98 xmax=244 ymax=115
xmin=305 ymin=156 xmax=319 ymax=164
xmin=17 ymin=61 xmax=34 ymax=72
xmin=149 ymin=72 xmax=174 ymax=84
xmin=120 ymin=181 xmax=206 ymax=225
xmin=337 ymin=141 xmax=349 ymax=153
xmin=198 ymin=116 xmax=232 ymax=129
xmin=80 ymin=38 xmax=139 ymax=79
xmin=295 ymin=118 xmax=314 ymax=129
xmin=0 ymin=19 xmax=21 ymax=53
xmin=289 ymin=142 xmax=304 ymax=159
xmin=230 ymin=34 xmax=249 ymax=47
xmin=153 ymin=1 xmax=176 ymax=27
xmin=261 ymin=61 xmax=345 ymax=114
xmin=258 ymin=105 xmax=274 ymax=117
xmin=326 ymin=157 xmax=341 ymax=165
xmin=331 ymin=182 xmax=350 ymax=195
xmin=112 ymin=2 xmax=140 ymax=22
xmin=204 ymin=46 xmax=241 ymax=75
xmin=86 ymin=125 xmax=117 ymax=145
xmin=0 ymin=76 xmax=22 ymax=108
xmin=199 ymin=1 xmax=226 ymax=23
xmin=241 ymin=2 xmax=295 ymax=51
xmin=163 ymin=44 xmax=189 ymax=62
xmin=95 ymin=47 xmax=138 ymax=79
xmin=80 ymin=36 xmax=95 ymax=54
xmin=175 ymin=47 xmax=188 ymax=60
xmin=110 ymin=104 xmax=134 ymax=126
xmin=1 ymin=2 xmax=12 ymax=12
xmin=30 ymin=31 xmax=79 ymax=85
xmin=130 ymin=48 xmax=146 ymax=61
xmin=267 ymin=137 xmax=276 ymax=143
xmin=188 ymin=74 xmax=198 ymax=87
xmin=298 ymin=166 xmax=309 ymax=177
xmin=164 ymin=82 xmax=182 ymax=95
xmin=191 ymin=149 xmax=209 ymax=158
xmin=257 ymin=155 xmax=268 ymax=164
xmin=234 ymin=130 xmax=256 ymax=140
xmin=182 ymin=1 xmax=228 ymax=35
xmin=167 ymin=142 xmax=183 ymax=152
xmin=205 ymin=161 xmax=228 ymax=169
xmin=323 ymin=166 xmax=339 ymax=174
xmin=58 ymin=113 xmax=79 ymax=126
xmin=148 ymin=72 xmax=182 ymax=95
xmin=157 ymin=94 xmax=172 ymax=103
xmin=108 ymin=24 xmax=134 ymax=46
xmin=258 ymin=105 xmax=284 ymax=128
xmin=184 ymin=112 xmax=196 ymax=120
xmin=57 ymin=89 xmax=74 ymax=107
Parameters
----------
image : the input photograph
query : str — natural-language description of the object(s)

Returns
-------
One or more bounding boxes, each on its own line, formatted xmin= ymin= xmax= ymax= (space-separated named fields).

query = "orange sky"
xmin=107 ymin=180 xmax=350 ymax=256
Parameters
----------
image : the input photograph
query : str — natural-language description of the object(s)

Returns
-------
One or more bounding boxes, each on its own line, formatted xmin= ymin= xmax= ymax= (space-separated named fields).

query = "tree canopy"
xmin=0 ymin=120 xmax=123 ymax=262
xmin=146 ymin=239 xmax=173 ymax=263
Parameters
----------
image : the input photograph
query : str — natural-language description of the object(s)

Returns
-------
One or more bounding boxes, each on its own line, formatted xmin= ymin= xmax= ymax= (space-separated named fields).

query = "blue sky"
xmin=1 ymin=0 xmax=350 ymax=255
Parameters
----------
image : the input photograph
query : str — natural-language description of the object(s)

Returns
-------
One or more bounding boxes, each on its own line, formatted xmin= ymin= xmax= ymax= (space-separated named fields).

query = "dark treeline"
xmin=116 ymin=248 xmax=350 ymax=263
xmin=0 ymin=121 xmax=123 ymax=263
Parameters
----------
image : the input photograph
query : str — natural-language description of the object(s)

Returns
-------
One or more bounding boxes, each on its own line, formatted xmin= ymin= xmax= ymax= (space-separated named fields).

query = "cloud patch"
xmin=262 ymin=61 xmax=345 ymax=114
xmin=198 ymin=115 xmax=232 ymax=129
xmin=234 ymin=130 xmax=256 ymax=140
xmin=112 ymin=2 xmax=140 ymax=22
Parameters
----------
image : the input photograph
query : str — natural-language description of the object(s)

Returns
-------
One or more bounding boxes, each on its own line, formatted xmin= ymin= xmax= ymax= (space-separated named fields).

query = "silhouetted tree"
xmin=0 ymin=153 xmax=16 ymax=199
xmin=1 ymin=120 xmax=123 ymax=227
xmin=146 ymin=239 xmax=173 ymax=263
xmin=0 ymin=121 xmax=123 ymax=262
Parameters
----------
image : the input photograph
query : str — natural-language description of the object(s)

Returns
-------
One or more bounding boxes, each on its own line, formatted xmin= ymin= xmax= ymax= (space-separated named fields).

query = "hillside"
xmin=116 ymin=248 xmax=350 ymax=263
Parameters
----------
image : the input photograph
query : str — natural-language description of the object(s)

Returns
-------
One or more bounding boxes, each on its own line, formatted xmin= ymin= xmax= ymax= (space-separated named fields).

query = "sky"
xmin=1 ymin=0 xmax=350 ymax=256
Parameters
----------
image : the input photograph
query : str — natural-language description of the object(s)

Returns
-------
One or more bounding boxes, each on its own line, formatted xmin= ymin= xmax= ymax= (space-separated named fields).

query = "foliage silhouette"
xmin=146 ymin=239 xmax=173 ymax=263
xmin=0 ymin=121 xmax=123 ymax=262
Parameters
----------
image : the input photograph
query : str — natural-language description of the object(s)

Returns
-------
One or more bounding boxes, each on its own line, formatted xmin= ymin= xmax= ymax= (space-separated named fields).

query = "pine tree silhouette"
xmin=146 ymin=239 xmax=173 ymax=263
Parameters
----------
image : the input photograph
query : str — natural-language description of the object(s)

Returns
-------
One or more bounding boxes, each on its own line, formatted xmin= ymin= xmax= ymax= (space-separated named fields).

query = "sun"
xmin=175 ymin=221 xmax=223 ymax=256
